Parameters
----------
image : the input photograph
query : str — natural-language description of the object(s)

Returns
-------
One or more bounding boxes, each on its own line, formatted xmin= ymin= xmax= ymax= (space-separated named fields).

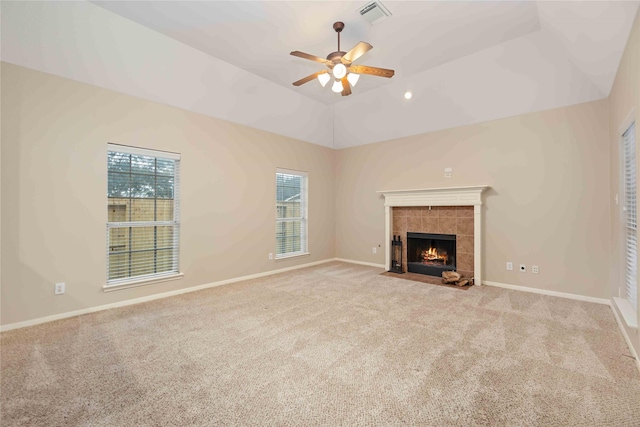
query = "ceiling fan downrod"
xmin=333 ymin=21 xmax=344 ymax=52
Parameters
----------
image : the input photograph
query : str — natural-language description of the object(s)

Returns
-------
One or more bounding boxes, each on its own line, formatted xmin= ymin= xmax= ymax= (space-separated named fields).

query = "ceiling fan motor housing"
xmin=327 ymin=51 xmax=347 ymax=67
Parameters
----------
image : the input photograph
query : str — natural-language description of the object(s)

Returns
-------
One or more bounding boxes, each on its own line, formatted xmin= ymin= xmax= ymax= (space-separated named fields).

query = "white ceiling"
xmin=2 ymin=1 xmax=639 ymax=148
xmin=92 ymin=0 xmax=545 ymax=105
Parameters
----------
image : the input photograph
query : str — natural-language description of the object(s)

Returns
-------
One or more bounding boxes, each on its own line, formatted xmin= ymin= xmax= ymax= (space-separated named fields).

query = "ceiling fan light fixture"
xmin=332 ymin=79 xmax=343 ymax=93
xmin=317 ymin=73 xmax=331 ymax=87
xmin=347 ymin=73 xmax=360 ymax=87
xmin=333 ymin=63 xmax=347 ymax=79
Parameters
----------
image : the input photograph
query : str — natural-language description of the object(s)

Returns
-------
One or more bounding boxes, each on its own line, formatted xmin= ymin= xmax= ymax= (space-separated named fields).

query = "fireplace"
xmin=379 ymin=186 xmax=489 ymax=285
xmin=407 ymin=232 xmax=456 ymax=276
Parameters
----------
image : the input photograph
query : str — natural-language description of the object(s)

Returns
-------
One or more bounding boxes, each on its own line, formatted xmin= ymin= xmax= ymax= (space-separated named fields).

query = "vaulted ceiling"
xmin=2 ymin=1 xmax=638 ymax=149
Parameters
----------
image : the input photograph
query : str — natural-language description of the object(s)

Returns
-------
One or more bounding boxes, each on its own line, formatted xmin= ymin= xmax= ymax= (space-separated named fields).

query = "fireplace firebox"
xmin=407 ymin=232 xmax=456 ymax=276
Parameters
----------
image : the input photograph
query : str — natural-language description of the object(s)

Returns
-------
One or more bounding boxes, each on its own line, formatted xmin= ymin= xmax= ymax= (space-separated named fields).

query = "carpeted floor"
xmin=2 ymin=262 xmax=640 ymax=426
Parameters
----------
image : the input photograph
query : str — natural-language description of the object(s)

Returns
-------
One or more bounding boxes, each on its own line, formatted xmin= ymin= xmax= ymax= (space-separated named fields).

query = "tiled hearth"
xmin=392 ymin=206 xmax=474 ymax=279
xmin=378 ymin=186 xmax=489 ymax=285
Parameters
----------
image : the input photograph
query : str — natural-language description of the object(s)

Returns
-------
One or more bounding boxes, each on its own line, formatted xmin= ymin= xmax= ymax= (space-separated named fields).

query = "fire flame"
xmin=423 ymin=247 xmax=447 ymax=263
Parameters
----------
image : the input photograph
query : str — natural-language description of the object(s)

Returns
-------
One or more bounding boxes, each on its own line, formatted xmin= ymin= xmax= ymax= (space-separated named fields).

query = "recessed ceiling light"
xmin=404 ymin=91 xmax=412 ymax=100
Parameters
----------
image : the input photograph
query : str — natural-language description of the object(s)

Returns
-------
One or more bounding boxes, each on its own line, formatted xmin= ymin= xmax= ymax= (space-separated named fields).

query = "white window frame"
xmin=622 ymin=121 xmax=638 ymax=310
xmin=275 ymin=168 xmax=309 ymax=260
xmin=105 ymin=144 xmax=182 ymax=291
xmin=615 ymin=114 xmax=638 ymax=329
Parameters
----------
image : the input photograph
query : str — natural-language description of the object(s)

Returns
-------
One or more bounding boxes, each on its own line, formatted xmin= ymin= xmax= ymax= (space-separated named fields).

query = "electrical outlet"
xmin=532 ymin=265 xmax=539 ymax=274
xmin=268 ymin=253 xmax=273 ymax=260
xmin=506 ymin=262 xmax=513 ymax=271
xmin=372 ymin=247 xmax=377 ymax=254
xmin=55 ymin=282 xmax=65 ymax=295
xmin=520 ymin=264 xmax=526 ymax=273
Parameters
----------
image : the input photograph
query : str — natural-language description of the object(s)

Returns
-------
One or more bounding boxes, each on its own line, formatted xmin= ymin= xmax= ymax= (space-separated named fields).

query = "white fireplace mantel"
xmin=378 ymin=185 xmax=490 ymax=285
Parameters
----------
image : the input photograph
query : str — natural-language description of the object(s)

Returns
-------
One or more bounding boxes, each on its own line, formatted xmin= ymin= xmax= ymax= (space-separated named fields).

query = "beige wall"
xmin=608 ymin=10 xmax=640 ymax=356
xmin=335 ymin=99 xmax=611 ymax=299
xmin=0 ymin=63 xmax=335 ymax=326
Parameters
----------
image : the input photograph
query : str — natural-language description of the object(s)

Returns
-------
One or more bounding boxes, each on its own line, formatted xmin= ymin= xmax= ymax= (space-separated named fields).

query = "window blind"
xmin=623 ymin=122 xmax=637 ymax=311
xmin=107 ymin=144 xmax=180 ymax=286
xmin=276 ymin=169 xmax=308 ymax=258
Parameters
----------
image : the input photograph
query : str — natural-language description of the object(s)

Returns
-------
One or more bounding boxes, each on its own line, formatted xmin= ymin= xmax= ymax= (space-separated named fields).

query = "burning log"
xmin=423 ymin=247 xmax=448 ymax=264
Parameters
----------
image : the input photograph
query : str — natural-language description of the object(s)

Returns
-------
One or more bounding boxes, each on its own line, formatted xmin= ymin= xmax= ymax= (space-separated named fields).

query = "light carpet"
xmin=2 ymin=262 xmax=640 ymax=426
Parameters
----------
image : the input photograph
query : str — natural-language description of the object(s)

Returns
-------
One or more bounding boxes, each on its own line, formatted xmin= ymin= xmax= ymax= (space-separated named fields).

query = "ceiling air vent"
xmin=358 ymin=1 xmax=392 ymax=25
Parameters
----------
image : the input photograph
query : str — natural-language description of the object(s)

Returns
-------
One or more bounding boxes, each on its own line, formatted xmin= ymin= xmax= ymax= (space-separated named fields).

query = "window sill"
xmin=613 ymin=297 xmax=639 ymax=329
xmin=103 ymin=272 xmax=184 ymax=292
xmin=275 ymin=252 xmax=310 ymax=261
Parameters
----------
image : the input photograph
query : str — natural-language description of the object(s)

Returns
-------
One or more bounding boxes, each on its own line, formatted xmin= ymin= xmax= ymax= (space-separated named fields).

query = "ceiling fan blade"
xmin=341 ymin=77 xmax=352 ymax=96
xmin=290 ymin=51 xmax=330 ymax=65
xmin=342 ymin=42 xmax=373 ymax=64
xmin=349 ymin=64 xmax=395 ymax=78
xmin=292 ymin=71 xmax=328 ymax=87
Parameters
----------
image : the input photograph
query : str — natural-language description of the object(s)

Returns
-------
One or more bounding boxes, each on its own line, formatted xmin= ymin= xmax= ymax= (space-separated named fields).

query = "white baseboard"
xmin=334 ymin=258 xmax=386 ymax=269
xmin=0 ymin=258 xmax=336 ymax=332
xmin=610 ymin=299 xmax=640 ymax=374
xmin=482 ymin=280 xmax=611 ymax=305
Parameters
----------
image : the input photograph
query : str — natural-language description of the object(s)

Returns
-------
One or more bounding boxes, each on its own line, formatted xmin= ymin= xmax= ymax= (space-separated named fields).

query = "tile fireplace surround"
xmin=378 ymin=186 xmax=490 ymax=285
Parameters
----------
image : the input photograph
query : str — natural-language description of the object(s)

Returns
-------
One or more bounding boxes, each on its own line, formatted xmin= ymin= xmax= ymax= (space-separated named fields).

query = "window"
xmin=107 ymin=144 xmax=181 ymax=288
xmin=622 ymin=122 xmax=637 ymax=311
xmin=276 ymin=169 xmax=308 ymax=258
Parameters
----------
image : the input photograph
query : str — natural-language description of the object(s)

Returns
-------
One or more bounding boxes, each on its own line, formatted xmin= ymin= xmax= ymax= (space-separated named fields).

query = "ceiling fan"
xmin=290 ymin=21 xmax=395 ymax=96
